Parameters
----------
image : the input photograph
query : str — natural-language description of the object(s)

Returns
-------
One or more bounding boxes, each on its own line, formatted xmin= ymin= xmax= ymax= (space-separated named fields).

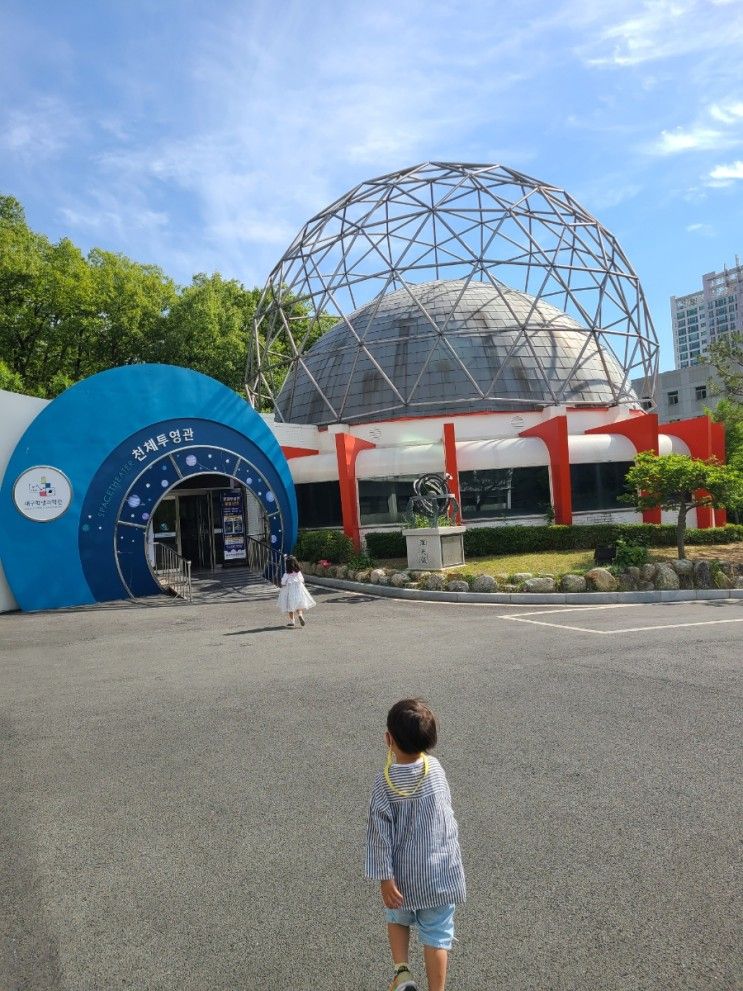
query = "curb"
xmin=307 ymin=576 xmax=743 ymax=606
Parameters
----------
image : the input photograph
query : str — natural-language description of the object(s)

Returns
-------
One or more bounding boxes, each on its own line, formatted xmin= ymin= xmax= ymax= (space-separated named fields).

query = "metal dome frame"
xmin=246 ymin=162 xmax=659 ymax=423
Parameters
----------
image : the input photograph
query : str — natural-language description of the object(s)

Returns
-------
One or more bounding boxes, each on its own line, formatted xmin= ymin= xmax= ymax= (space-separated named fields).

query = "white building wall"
xmin=0 ymin=390 xmax=50 ymax=612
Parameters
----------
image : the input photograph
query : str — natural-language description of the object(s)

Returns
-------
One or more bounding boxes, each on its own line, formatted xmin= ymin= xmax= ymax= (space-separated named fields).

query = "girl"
xmin=277 ymin=555 xmax=316 ymax=627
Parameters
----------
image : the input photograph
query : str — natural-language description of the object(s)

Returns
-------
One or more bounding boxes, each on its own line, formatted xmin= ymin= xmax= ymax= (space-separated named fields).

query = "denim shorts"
xmin=384 ymin=903 xmax=456 ymax=949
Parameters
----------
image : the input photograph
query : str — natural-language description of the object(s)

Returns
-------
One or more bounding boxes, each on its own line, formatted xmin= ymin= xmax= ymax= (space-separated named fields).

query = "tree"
xmin=704 ymin=331 xmax=743 ymax=403
xmin=623 ymin=452 xmax=743 ymax=558
xmin=0 ymin=193 xmax=336 ymax=402
xmin=157 ymin=274 xmax=260 ymax=393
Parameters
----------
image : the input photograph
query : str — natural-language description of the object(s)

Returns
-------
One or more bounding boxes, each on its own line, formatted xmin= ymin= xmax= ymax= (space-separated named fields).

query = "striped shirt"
xmin=365 ymin=754 xmax=466 ymax=910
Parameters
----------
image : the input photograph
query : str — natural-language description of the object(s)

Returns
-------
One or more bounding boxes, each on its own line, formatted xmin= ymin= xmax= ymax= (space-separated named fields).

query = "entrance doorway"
xmin=149 ymin=473 xmax=267 ymax=573
xmin=178 ymin=493 xmax=214 ymax=570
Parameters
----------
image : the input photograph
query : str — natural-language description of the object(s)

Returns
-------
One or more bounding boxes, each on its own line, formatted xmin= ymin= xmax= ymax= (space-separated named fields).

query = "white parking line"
xmin=500 ymin=614 xmax=743 ymax=635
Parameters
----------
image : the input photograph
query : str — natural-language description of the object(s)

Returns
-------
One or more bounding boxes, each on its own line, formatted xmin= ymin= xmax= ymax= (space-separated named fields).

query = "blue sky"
xmin=2 ymin=0 xmax=742 ymax=370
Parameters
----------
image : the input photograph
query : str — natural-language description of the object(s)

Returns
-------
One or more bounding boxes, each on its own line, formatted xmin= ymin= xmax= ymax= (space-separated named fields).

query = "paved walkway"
xmin=1 ymin=589 xmax=740 ymax=990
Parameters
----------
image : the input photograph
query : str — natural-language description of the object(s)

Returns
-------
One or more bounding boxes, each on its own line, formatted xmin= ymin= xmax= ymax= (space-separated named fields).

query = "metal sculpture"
xmin=246 ymin=162 xmax=659 ymax=422
xmin=408 ymin=472 xmax=460 ymax=527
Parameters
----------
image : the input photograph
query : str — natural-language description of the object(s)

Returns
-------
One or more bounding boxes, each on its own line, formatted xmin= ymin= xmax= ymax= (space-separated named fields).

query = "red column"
xmin=660 ymin=416 xmax=720 ymax=529
xmin=442 ymin=422 xmax=462 ymax=524
xmin=519 ymin=415 xmax=572 ymax=525
xmin=334 ymin=434 xmax=375 ymax=550
xmin=585 ymin=413 xmax=661 ymax=524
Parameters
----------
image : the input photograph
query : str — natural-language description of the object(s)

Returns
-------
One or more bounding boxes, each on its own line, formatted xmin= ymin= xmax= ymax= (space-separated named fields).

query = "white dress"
xmin=277 ymin=571 xmax=316 ymax=613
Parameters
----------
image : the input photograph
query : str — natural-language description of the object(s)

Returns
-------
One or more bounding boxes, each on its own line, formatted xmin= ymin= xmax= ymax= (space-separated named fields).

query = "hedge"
xmin=294 ymin=529 xmax=355 ymax=563
xmin=364 ymin=523 xmax=743 ymax=559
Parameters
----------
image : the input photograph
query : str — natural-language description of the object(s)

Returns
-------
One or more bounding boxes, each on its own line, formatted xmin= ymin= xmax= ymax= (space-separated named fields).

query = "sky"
xmin=2 ymin=0 xmax=743 ymax=370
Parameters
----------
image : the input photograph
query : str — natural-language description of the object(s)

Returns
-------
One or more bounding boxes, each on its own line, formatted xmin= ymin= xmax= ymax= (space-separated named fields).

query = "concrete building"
xmin=672 ymin=259 xmax=743 ymax=369
xmin=631 ymin=365 xmax=722 ymax=423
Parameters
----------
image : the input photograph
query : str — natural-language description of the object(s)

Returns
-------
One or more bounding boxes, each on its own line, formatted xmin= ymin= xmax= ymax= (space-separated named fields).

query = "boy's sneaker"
xmin=388 ymin=965 xmax=417 ymax=991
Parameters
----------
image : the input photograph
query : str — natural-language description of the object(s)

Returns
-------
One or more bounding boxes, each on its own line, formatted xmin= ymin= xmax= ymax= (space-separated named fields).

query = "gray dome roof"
xmin=276 ymin=280 xmax=636 ymax=425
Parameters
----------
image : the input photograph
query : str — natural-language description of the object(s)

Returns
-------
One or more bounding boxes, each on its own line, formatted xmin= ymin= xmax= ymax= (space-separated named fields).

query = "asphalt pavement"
xmin=1 ymin=587 xmax=741 ymax=990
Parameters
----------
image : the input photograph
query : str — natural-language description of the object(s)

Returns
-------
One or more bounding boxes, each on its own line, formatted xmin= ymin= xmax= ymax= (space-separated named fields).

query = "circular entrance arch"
xmin=0 ymin=365 xmax=297 ymax=611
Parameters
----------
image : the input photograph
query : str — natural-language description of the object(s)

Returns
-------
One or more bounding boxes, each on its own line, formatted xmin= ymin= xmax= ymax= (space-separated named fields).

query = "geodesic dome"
xmin=246 ymin=162 xmax=658 ymax=425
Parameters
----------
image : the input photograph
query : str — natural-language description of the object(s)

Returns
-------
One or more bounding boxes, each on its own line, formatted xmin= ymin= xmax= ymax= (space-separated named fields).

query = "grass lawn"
xmin=377 ymin=543 xmax=743 ymax=579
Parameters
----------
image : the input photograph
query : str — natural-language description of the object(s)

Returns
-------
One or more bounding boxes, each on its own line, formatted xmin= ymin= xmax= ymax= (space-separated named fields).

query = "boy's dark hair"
xmin=285 ymin=555 xmax=300 ymax=573
xmin=387 ymin=698 xmax=438 ymax=754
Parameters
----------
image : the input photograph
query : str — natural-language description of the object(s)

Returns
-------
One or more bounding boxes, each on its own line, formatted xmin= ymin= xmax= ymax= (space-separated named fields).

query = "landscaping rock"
xmin=693 ymin=560 xmax=713 ymax=589
xmin=501 ymin=583 xmax=520 ymax=592
xmin=410 ymin=571 xmax=431 ymax=582
xmin=668 ymin=558 xmax=694 ymax=576
xmin=513 ymin=572 xmax=533 ymax=582
xmin=377 ymin=575 xmax=390 ymax=586
xmin=627 ymin=566 xmax=641 ymax=583
xmin=561 ymin=574 xmax=587 ymax=593
xmin=447 ymin=580 xmax=470 ymax=593
xmin=719 ymin=561 xmax=736 ymax=578
xmin=585 ymin=567 xmax=618 ymax=592
xmin=422 ymin=573 xmax=446 ymax=591
xmin=618 ymin=573 xmax=636 ymax=591
xmin=369 ymin=568 xmax=387 ymax=584
xmin=390 ymin=572 xmax=411 ymax=588
xmin=346 ymin=569 xmax=357 ymax=582
xmin=653 ymin=564 xmax=680 ymax=590
xmin=472 ymin=574 xmax=498 ymax=593
xmin=523 ymin=577 xmax=556 ymax=593
xmin=641 ymin=563 xmax=657 ymax=582
xmin=355 ymin=569 xmax=371 ymax=583
xmin=335 ymin=565 xmax=348 ymax=579
xmin=639 ymin=581 xmax=654 ymax=591
xmin=735 ymin=577 xmax=743 ymax=589
xmin=326 ymin=565 xmax=339 ymax=578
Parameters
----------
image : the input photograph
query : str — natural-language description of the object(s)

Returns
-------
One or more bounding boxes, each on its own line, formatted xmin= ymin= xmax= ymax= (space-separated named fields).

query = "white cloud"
xmin=583 ymin=0 xmax=743 ymax=67
xmin=0 ymin=96 xmax=83 ymax=159
xmin=709 ymin=101 xmax=743 ymax=124
xmin=686 ymin=222 xmax=715 ymax=236
xmin=707 ymin=160 xmax=743 ymax=184
xmin=653 ymin=126 xmax=731 ymax=154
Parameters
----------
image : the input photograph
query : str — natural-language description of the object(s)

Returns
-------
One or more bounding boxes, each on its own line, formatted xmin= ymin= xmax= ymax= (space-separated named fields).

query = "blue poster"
xmin=220 ymin=489 xmax=247 ymax=562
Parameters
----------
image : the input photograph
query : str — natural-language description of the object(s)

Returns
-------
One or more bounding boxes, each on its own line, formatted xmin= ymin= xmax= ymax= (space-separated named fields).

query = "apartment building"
xmin=673 ymin=259 xmax=743 ymax=369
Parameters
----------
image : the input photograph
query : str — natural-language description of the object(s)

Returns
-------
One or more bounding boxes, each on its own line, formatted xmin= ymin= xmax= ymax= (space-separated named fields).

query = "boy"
xmin=365 ymin=699 xmax=466 ymax=991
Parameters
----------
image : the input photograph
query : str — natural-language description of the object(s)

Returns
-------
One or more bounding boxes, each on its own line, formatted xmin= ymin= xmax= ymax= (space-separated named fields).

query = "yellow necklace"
xmin=384 ymin=748 xmax=429 ymax=798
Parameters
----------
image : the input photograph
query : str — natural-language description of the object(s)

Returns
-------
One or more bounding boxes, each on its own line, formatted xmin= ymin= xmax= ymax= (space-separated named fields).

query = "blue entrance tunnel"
xmin=0 ymin=365 xmax=298 ymax=611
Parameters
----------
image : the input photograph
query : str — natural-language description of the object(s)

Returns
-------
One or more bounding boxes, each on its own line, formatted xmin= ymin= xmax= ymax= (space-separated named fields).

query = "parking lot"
xmin=1 ymin=587 xmax=741 ymax=990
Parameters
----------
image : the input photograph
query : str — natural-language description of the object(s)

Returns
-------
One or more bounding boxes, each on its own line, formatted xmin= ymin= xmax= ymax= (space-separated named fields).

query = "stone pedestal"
xmin=402 ymin=526 xmax=466 ymax=571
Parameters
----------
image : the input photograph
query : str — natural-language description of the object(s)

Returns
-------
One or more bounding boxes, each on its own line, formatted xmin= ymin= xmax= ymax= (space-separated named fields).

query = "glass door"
xmin=178 ymin=493 xmax=215 ymax=570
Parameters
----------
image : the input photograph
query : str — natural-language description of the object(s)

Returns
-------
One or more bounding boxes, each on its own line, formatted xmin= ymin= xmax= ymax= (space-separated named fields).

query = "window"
xmin=570 ymin=462 xmax=634 ymax=512
xmin=460 ymin=466 xmax=551 ymax=519
xmin=359 ymin=476 xmax=417 ymax=525
xmin=695 ymin=385 xmax=707 ymax=400
xmin=667 ymin=391 xmax=679 ymax=406
xmin=295 ymin=482 xmax=342 ymax=528
xmin=641 ymin=399 xmax=653 ymax=410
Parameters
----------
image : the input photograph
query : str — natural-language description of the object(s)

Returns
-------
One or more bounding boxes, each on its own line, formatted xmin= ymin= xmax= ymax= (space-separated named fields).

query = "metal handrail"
xmin=153 ymin=541 xmax=193 ymax=602
xmin=246 ymin=535 xmax=284 ymax=585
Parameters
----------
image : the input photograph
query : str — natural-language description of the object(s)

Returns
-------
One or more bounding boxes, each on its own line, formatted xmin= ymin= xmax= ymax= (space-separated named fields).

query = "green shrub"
xmin=613 ymin=538 xmax=648 ymax=569
xmin=365 ymin=531 xmax=407 ymax=558
xmin=365 ymin=523 xmax=743 ymax=559
xmin=294 ymin=529 xmax=354 ymax=563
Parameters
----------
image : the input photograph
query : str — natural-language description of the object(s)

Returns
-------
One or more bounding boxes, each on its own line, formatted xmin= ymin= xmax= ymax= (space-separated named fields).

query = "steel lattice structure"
xmin=246 ymin=162 xmax=658 ymax=424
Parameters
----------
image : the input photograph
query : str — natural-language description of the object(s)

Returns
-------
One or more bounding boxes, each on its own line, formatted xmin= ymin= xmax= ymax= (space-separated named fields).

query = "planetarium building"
xmin=248 ymin=162 xmax=724 ymax=548
xmin=0 ymin=162 xmax=727 ymax=611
